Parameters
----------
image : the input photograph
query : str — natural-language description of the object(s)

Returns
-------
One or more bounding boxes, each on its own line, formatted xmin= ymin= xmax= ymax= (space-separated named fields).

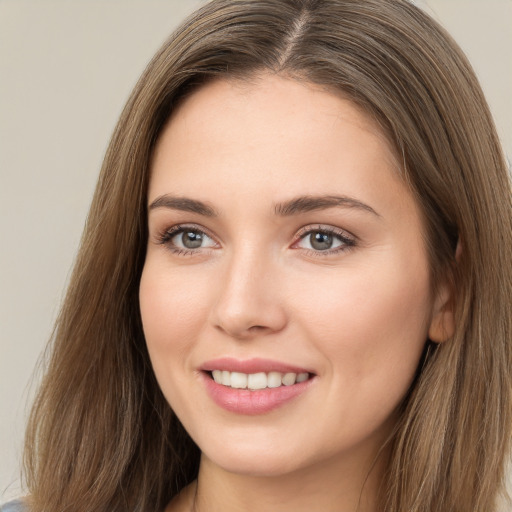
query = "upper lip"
xmin=200 ymin=357 xmax=314 ymax=375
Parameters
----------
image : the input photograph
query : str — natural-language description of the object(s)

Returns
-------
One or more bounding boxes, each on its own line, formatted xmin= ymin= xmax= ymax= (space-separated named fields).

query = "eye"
xmin=294 ymin=226 xmax=355 ymax=254
xmin=173 ymin=229 xmax=214 ymax=249
xmin=158 ymin=225 xmax=217 ymax=253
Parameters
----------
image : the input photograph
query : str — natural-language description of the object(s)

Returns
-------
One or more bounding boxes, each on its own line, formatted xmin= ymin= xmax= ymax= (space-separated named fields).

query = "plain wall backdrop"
xmin=1 ymin=0 xmax=511 ymax=503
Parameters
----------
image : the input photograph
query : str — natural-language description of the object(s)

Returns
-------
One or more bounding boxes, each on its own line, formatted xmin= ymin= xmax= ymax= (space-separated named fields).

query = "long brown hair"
xmin=24 ymin=1 xmax=512 ymax=511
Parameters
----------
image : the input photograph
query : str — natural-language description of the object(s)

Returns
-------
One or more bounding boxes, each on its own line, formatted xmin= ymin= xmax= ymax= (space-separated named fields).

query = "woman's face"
xmin=140 ymin=75 xmax=448 ymax=477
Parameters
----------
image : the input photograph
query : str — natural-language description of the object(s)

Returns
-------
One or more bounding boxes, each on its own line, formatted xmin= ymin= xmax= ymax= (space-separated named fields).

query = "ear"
xmin=428 ymin=280 xmax=455 ymax=343
xmin=427 ymin=239 xmax=461 ymax=343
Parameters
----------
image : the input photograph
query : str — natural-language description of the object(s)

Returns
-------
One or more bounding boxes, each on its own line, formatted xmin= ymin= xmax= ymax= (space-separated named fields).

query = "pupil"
xmin=310 ymin=232 xmax=333 ymax=250
xmin=183 ymin=231 xmax=203 ymax=249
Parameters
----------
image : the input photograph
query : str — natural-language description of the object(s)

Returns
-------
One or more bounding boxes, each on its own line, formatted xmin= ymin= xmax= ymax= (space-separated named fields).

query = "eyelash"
xmin=156 ymin=224 xmax=217 ymax=256
xmin=155 ymin=224 xmax=356 ymax=257
xmin=293 ymin=225 xmax=356 ymax=256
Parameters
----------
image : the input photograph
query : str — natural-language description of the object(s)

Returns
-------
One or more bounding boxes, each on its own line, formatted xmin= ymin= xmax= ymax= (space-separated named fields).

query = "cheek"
xmin=139 ymin=260 xmax=211 ymax=384
xmin=298 ymin=258 xmax=430 ymax=337
xmin=293 ymin=254 xmax=432 ymax=411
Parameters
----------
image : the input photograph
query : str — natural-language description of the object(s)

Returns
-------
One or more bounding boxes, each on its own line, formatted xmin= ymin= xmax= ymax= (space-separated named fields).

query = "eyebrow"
xmin=148 ymin=193 xmax=379 ymax=218
xmin=274 ymin=195 xmax=380 ymax=217
xmin=149 ymin=195 xmax=217 ymax=216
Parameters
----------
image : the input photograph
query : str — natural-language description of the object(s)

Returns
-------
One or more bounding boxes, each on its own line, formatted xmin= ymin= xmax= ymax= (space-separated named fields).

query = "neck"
xmin=189 ymin=447 xmax=388 ymax=512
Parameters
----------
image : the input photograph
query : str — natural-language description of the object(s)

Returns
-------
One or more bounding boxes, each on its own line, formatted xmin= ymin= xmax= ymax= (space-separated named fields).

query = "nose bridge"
xmin=211 ymin=241 xmax=286 ymax=338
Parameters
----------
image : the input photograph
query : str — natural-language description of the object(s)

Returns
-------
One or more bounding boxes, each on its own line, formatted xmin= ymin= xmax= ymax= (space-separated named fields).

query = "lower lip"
xmin=201 ymin=372 xmax=314 ymax=415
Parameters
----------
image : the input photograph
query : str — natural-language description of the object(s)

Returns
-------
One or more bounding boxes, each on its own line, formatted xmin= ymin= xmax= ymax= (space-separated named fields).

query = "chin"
xmin=204 ymin=453 xmax=305 ymax=478
xmin=198 ymin=435 xmax=311 ymax=477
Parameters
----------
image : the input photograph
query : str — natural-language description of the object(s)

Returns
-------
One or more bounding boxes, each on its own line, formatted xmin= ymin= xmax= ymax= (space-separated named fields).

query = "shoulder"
xmin=0 ymin=500 xmax=27 ymax=512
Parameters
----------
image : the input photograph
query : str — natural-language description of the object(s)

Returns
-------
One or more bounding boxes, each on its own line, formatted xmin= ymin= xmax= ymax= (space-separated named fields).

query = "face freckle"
xmin=139 ymin=74 xmax=443 ymax=479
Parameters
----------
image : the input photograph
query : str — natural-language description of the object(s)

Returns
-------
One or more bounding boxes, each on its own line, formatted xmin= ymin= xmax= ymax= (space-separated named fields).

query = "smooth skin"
xmin=139 ymin=74 xmax=453 ymax=512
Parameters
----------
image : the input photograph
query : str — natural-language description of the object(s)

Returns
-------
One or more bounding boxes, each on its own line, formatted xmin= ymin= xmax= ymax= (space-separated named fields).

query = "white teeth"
xmin=230 ymin=372 xmax=248 ymax=389
xmin=221 ymin=370 xmax=230 ymax=386
xmin=210 ymin=370 xmax=310 ymax=390
xmin=247 ymin=372 xmax=267 ymax=390
xmin=282 ymin=372 xmax=297 ymax=386
xmin=267 ymin=371 xmax=282 ymax=388
xmin=212 ymin=370 xmax=222 ymax=384
xmin=296 ymin=372 xmax=309 ymax=383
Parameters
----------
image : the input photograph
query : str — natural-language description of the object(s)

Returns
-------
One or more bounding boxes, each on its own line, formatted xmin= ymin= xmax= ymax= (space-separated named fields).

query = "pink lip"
xmin=200 ymin=357 xmax=313 ymax=374
xmin=199 ymin=358 xmax=316 ymax=415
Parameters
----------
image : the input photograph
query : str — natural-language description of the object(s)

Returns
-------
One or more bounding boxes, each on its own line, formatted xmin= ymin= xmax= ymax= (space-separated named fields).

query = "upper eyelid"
xmin=154 ymin=222 xmax=356 ymax=249
xmin=294 ymin=224 xmax=356 ymax=240
xmin=153 ymin=223 xmax=219 ymax=248
xmin=291 ymin=225 xmax=357 ymax=253
xmin=156 ymin=225 xmax=219 ymax=255
xmin=160 ymin=223 xmax=217 ymax=239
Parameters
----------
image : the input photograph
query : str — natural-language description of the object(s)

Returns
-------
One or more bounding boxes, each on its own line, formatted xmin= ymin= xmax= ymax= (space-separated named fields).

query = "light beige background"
xmin=1 ymin=0 xmax=511 ymax=502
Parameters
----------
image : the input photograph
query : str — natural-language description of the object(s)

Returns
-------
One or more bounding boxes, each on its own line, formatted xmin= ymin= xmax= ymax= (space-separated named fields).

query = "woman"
xmin=4 ymin=0 xmax=512 ymax=511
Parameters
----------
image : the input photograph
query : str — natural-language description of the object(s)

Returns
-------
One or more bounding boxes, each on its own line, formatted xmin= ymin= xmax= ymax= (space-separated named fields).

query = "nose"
xmin=210 ymin=247 xmax=288 ymax=340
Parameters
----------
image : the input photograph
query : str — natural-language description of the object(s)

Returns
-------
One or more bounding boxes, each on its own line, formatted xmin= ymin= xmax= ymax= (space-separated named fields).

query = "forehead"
xmin=162 ymin=75 xmax=395 ymax=155
xmin=148 ymin=74 xmax=413 ymax=221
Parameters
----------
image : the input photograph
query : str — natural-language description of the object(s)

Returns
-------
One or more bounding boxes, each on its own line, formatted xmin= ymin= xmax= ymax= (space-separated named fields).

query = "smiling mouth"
xmin=207 ymin=370 xmax=312 ymax=390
